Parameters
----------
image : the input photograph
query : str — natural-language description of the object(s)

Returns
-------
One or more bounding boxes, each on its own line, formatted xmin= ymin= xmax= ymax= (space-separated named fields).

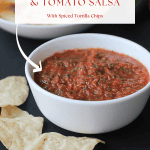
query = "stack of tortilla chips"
xmin=0 ymin=76 xmax=104 ymax=150
xmin=0 ymin=0 xmax=15 ymax=22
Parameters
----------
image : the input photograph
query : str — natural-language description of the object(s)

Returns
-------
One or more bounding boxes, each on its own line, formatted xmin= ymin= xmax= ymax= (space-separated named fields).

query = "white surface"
xmin=25 ymin=34 xmax=150 ymax=134
xmin=0 ymin=18 xmax=92 ymax=39
xmin=15 ymin=0 xmax=134 ymax=24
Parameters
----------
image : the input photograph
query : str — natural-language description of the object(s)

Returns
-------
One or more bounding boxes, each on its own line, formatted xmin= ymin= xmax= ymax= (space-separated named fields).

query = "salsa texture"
xmin=34 ymin=48 xmax=149 ymax=101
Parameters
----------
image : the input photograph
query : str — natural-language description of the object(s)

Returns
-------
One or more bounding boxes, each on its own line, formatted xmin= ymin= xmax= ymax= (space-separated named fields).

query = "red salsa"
xmin=34 ymin=48 xmax=149 ymax=101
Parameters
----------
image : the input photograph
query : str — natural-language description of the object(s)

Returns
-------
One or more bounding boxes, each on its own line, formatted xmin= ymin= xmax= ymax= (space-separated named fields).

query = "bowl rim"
xmin=0 ymin=17 xmax=80 ymax=28
xmin=25 ymin=33 xmax=150 ymax=105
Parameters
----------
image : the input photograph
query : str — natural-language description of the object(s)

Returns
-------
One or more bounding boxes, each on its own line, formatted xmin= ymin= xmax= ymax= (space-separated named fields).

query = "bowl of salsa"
xmin=25 ymin=34 xmax=150 ymax=134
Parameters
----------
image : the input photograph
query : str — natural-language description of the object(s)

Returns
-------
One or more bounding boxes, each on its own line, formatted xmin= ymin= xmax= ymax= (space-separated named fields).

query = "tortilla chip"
xmin=0 ymin=3 xmax=10 ymax=12
xmin=25 ymin=132 xmax=105 ymax=150
xmin=0 ymin=10 xmax=15 ymax=22
xmin=0 ymin=0 xmax=15 ymax=4
xmin=0 ymin=106 xmax=44 ymax=150
xmin=0 ymin=0 xmax=15 ymax=22
xmin=7 ymin=0 xmax=15 ymax=3
xmin=1 ymin=105 xmax=30 ymax=118
xmin=0 ymin=0 xmax=15 ymax=12
xmin=0 ymin=76 xmax=29 ymax=107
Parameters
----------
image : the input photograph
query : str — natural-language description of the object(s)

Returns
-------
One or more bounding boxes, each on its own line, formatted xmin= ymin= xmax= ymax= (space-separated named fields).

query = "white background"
xmin=15 ymin=0 xmax=135 ymax=24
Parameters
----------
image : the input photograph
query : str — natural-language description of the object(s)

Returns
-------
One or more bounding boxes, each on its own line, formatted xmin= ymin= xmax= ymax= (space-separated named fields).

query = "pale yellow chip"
xmin=0 ymin=76 xmax=29 ymax=107
xmin=0 ymin=106 xmax=44 ymax=150
xmin=0 ymin=0 xmax=15 ymax=4
xmin=25 ymin=132 xmax=105 ymax=150
xmin=0 ymin=10 xmax=15 ymax=22
xmin=0 ymin=0 xmax=15 ymax=22
xmin=7 ymin=0 xmax=15 ymax=3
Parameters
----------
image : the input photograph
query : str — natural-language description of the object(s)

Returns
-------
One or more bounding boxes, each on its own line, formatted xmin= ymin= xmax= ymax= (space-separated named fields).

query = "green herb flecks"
xmin=55 ymin=63 xmax=60 ymax=66
xmin=58 ymin=91 xmax=62 ymax=96
xmin=44 ymin=86 xmax=48 ymax=90
xmin=109 ymin=63 xmax=114 ymax=68
xmin=121 ymin=67 xmax=125 ymax=71
xmin=106 ymin=87 xmax=111 ymax=92
xmin=129 ymin=69 xmax=132 ymax=73
xmin=43 ymin=73 xmax=48 ymax=77
xmin=49 ymin=74 xmax=53 ymax=79
xmin=83 ymin=87 xmax=87 ymax=90
xmin=121 ymin=78 xmax=126 ymax=81
xmin=66 ymin=74 xmax=69 ymax=78
xmin=97 ymin=53 xmax=101 ymax=59
xmin=100 ymin=78 xmax=105 ymax=82
xmin=71 ymin=68 xmax=77 ymax=72
xmin=110 ymin=95 xmax=113 ymax=98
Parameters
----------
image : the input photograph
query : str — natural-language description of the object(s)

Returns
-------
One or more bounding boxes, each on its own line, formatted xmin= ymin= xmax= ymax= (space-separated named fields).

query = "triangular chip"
xmin=25 ymin=132 xmax=105 ymax=150
xmin=0 ymin=0 xmax=15 ymax=22
xmin=1 ymin=104 xmax=28 ymax=118
xmin=0 ymin=106 xmax=44 ymax=150
xmin=7 ymin=0 xmax=15 ymax=3
xmin=0 ymin=0 xmax=15 ymax=4
xmin=0 ymin=76 xmax=29 ymax=107
xmin=0 ymin=10 xmax=15 ymax=22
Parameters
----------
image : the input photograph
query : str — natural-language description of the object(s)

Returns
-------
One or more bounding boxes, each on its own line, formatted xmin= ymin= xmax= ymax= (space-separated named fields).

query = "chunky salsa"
xmin=34 ymin=48 xmax=149 ymax=101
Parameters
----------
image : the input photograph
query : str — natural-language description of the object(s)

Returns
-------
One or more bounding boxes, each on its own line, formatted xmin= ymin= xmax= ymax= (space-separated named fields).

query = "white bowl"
xmin=0 ymin=18 xmax=92 ymax=39
xmin=25 ymin=34 xmax=150 ymax=134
